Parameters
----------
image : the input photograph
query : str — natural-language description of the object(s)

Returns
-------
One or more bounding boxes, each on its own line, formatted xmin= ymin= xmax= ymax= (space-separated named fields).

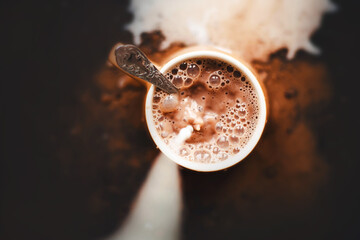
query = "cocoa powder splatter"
xmin=72 ymin=33 xmax=333 ymax=238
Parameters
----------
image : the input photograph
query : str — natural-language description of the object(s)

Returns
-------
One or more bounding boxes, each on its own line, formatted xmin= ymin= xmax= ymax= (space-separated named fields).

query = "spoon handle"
xmin=114 ymin=44 xmax=178 ymax=94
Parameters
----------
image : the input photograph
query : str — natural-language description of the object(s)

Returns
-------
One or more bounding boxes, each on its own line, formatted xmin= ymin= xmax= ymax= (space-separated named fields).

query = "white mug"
xmin=144 ymin=47 xmax=268 ymax=172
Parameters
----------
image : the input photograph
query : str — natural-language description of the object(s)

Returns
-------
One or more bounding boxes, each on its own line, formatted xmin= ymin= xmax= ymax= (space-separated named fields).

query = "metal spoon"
xmin=109 ymin=44 xmax=178 ymax=94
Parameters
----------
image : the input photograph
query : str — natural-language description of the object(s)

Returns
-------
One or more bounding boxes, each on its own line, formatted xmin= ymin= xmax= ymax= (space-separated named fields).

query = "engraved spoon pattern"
xmin=115 ymin=44 xmax=178 ymax=94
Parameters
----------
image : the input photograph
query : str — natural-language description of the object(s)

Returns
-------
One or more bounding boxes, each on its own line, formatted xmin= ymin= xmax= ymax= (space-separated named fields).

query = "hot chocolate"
xmin=151 ymin=57 xmax=260 ymax=164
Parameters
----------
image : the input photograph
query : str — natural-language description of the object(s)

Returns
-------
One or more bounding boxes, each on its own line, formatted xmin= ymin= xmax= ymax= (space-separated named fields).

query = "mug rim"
xmin=145 ymin=50 xmax=267 ymax=172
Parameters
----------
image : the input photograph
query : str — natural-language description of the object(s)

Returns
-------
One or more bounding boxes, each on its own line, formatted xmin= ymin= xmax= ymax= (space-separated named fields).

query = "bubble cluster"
xmin=187 ymin=64 xmax=200 ymax=78
xmin=172 ymin=76 xmax=183 ymax=88
xmin=209 ymin=74 xmax=221 ymax=87
xmin=194 ymin=150 xmax=211 ymax=163
xmin=217 ymin=136 xmax=229 ymax=149
xmin=152 ymin=57 xmax=260 ymax=164
xmin=160 ymin=94 xmax=179 ymax=113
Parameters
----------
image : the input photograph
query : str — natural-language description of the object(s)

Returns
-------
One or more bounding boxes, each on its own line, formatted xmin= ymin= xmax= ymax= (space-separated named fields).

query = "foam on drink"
xmin=152 ymin=58 xmax=260 ymax=164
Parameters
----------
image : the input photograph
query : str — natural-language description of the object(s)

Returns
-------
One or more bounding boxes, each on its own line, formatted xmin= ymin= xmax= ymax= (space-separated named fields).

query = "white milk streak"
xmin=174 ymin=126 xmax=194 ymax=146
xmin=107 ymin=154 xmax=182 ymax=240
xmin=126 ymin=0 xmax=336 ymax=61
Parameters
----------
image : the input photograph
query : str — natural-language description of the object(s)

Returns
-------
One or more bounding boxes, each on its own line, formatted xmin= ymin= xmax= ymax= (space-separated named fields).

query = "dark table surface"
xmin=2 ymin=0 xmax=360 ymax=239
